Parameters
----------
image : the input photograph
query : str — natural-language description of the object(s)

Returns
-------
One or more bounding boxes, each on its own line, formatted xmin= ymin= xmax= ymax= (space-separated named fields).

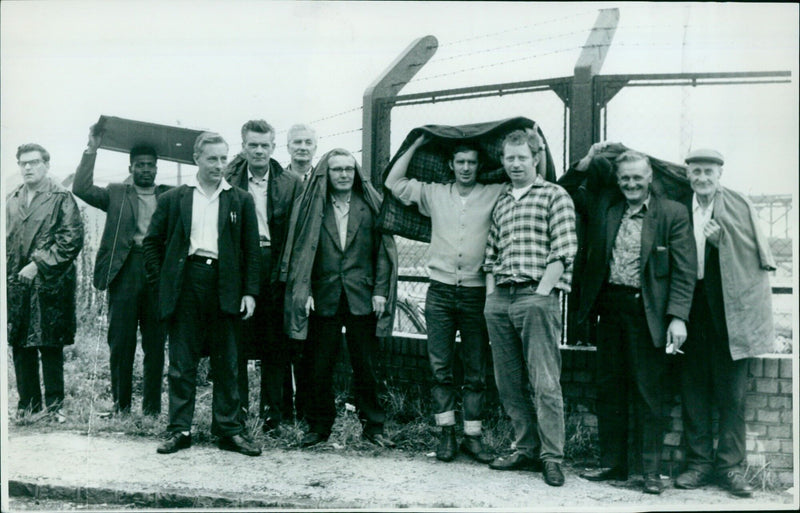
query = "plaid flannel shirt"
xmin=484 ymin=175 xmax=578 ymax=292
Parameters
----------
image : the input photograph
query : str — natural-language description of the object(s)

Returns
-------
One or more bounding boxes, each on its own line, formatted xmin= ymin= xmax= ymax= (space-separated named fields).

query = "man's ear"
xmin=193 ymin=154 xmax=199 ymax=166
xmin=448 ymin=160 xmax=454 ymax=171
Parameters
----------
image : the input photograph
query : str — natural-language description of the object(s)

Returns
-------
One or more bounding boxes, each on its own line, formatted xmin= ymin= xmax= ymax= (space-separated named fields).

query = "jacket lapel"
xmin=640 ymin=197 xmax=657 ymax=272
xmin=605 ymin=201 xmax=625 ymax=264
xmin=180 ymin=186 xmax=193 ymax=239
xmin=344 ymin=195 xmax=365 ymax=252
xmin=267 ymin=161 xmax=275 ymax=224
xmin=125 ymin=185 xmax=139 ymax=223
xmin=218 ymin=188 xmax=231 ymax=240
xmin=321 ymin=200 xmax=342 ymax=251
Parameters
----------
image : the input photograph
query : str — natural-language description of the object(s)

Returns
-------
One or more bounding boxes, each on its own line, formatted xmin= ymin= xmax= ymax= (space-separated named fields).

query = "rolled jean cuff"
xmin=435 ymin=410 xmax=456 ymax=426
xmin=463 ymin=420 xmax=482 ymax=436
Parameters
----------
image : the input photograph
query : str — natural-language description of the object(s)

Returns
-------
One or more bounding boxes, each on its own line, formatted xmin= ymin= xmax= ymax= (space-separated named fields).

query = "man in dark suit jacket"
xmin=574 ymin=148 xmax=696 ymax=494
xmin=224 ymin=119 xmax=303 ymax=431
xmin=73 ymin=125 xmax=171 ymax=416
xmin=285 ymin=148 xmax=396 ymax=449
xmin=143 ymin=132 xmax=261 ymax=456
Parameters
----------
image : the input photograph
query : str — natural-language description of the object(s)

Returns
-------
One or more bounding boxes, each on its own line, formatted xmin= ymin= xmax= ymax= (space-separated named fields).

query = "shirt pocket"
xmin=653 ymin=246 xmax=669 ymax=278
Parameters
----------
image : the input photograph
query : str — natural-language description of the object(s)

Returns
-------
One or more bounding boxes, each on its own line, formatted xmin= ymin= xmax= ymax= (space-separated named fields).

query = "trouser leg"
xmin=39 ymin=346 xmax=64 ymax=410
xmin=306 ymin=312 xmax=343 ymax=437
xmin=713 ymin=354 xmax=748 ymax=472
xmin=344 ymin=312 xmax=385 ymax=436
xmin=12 ymin=346 xmax=43 ymax=413
xmin=137 ymin=251 xmax=166 ymax=415
xmin=484 ymin=289 xmax=540 ymax=458
xmin=456 ymin=286 xmax=490 ymax=432
xmin=209 ymin=313 xmax=242 ymax=437
xmin=425 ymin=281 xmax=458 ymax=426
xmin=107 ymin=254 xmax=140 ymax=412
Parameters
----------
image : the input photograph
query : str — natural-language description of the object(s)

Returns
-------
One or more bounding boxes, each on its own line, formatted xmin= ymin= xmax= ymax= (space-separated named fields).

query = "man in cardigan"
xmin=73 ymin=125 xmax=171 ymax=416
xmin=674 ymin=149 xmax=775 ymax=498
xmin=225 ymin=119 xmax=303 ymax=431
xmin=386 ymin=134 xmax=503 ymax=463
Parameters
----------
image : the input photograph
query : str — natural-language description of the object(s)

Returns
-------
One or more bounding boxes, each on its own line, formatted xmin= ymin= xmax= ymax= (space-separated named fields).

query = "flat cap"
xmin=685 ymin=148 xmax=724 ymax=166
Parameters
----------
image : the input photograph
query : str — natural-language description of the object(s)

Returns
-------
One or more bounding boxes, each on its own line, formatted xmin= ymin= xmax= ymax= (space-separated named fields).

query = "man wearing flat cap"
xmin=674 ymin=149 xmax=775 ymax=497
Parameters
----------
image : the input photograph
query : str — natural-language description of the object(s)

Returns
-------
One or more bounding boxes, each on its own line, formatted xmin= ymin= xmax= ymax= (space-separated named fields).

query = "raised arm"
xmin=384 ymin=134 xmax=429 ymax=204
xmin=72 ymin=124 xmax=111 ymax=211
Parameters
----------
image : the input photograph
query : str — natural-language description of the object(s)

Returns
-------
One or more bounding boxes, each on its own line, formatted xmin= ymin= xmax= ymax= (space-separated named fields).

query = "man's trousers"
xmin=595 ymin=284 xmax=666 ymax=475
xmin=107 ymin=246 xmax=165 ymax=414
xmin=167 ymin=259 xmax=241 ymax=437
xmin=680 ymin=280 xmax=748 ymax=474
xmin=305 ymin=294 xmax=386 ymax=438
xmin=484 ymin=284 xmax=565 ymax=463
xmin=12 ymin=346 xmax=64 ymax=413
xmin=425 ymin=280 xmax=489 ymax=432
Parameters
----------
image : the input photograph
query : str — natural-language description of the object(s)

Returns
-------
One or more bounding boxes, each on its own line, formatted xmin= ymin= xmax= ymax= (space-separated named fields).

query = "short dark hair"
xmin=16 ymin=143 xmax=50 ymax=163
xmin=501 ymin=130 xmax=541 ymax=156
xmin=451 ymin=143 xmax=481 ymax=160
xmin=240 ymin=119 xmax=275 ymax=141
xmin=193 ymin=132 xmax=228 ymax=156
xmin=130 ymin=144 xmax=158 ymax=163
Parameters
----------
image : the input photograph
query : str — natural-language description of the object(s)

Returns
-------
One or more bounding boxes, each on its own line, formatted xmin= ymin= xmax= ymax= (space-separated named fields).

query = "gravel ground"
xmin=4 ymin=430 xmax=796 ymax=511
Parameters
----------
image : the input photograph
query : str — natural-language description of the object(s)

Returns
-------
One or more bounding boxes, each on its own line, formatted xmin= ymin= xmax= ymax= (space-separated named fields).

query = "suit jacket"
xmin=578 ymin=192 xmax=697 ymax=348
xmin=143 ymin=183 xmax=261 ymax=320
xmin=72 ymin=151 xmax=172 ymax=290
xmin=312 ymin=192 xmax=391 ymax=317
xmin=225 ymin=155 xmax=302 ymax=283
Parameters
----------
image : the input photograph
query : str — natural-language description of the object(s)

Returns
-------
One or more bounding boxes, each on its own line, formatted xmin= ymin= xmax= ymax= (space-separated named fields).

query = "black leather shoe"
xmin=364 ymin=432 xmax=396 ymax=448
xmin=489 ymin=451 xmax=542 ymax=471
xmin=643 ymin=474 xmax=664 ymax=495
xmin=675 ymin=468 xmax=711 ymax=489
xmin=300 ymin=432 xmax=327 ymax=448
xmin=718 ymin=470 xmax=753 ymax=498
xmin=436 ymin=427 xmax=457 ymax=462
xmin=580 ymin=467 xmax=628 ymax=482
xmin=543 ymin=461 xmax=565 ymax=487
xmin=218 ymin=434 xmax=262 ymax=456
xmin=157 ymin=433 xmax=191 ymax=454
xmin=460 ymin=435 xmax=494 ymax=464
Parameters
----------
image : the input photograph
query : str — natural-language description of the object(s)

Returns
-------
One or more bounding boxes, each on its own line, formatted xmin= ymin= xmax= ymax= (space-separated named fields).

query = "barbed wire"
xmin=275 ymin=106 xmax=363 ymax=135
xmin=318 ymin=127 xmax=362 ymax=139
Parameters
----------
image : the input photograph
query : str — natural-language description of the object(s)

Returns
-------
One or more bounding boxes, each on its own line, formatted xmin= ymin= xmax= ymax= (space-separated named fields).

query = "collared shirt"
xmin=484 ymin=175 xmax=578 ymax=292
xmin=247 ymin=166 xmax=270 ymax=243
xmin=692 ymin=193 xmax=715 ymax=280
xmin=133 ymin=185 xmax=157 ymax=246
xmin=331 ymin=193 xmax=350 ymax=249
xmin=187 ymin=175 xmax=232 ymax=259
xmin=391 ymin=177 xmax=505 ymax=287
xmin=608 ymin=197 xmax=650 ymax=288
xmin=287 ymin=162 xmax=314 ymax=184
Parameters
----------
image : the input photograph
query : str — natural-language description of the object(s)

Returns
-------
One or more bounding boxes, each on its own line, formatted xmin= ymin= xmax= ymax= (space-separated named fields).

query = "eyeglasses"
xmin=329 ymin=166 xmax=356 ymax=174
xmin=18 ymin=159 xmax=44 ymax=168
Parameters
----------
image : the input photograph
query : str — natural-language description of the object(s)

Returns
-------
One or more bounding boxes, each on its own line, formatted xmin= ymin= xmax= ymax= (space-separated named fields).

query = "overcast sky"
xmin=1 ymin=1 xmax=798 ymax=196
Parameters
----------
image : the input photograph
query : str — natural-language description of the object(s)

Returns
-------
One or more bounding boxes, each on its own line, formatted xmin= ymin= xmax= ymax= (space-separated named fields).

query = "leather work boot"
xmin=436 ymin=426 xmax=457 ymax=462
xmin=460 ymin=435 xmax=494 ymax=464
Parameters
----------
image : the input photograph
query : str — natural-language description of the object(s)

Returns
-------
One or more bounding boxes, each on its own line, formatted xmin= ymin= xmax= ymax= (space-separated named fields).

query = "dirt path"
xmin=5 ymin=430 xmax=795 ymax=510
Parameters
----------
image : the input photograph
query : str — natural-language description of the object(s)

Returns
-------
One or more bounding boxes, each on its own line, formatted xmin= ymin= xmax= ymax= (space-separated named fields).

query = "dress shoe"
xmin=580 ymin=467 xmax=628 ymax=482
xmin=157 ymin=433 xmax=192 ymax=454
xmin=218 ymin=434 xmax=262 ymax=456
xmin=300 ymin=432 xmax=327 ymax=448
xmin=543 ymin=461 xmax=565 ymax=487
xmin=460 ymin=435 xmax=494 ymax=464
xmin=643 ymin=474 xmax=664 ymax=495
xmin=364 ymin=432 xmax=396 ymax=448
xmin=718 ymin=470 xmax=753 ymax=498
xmin=674 ymin=468 xmax=711 ymax=489
xmin=436 ymin=427 xmax=457 ymax=462
xmin=489 ymin=451 xmax=542 ymax=471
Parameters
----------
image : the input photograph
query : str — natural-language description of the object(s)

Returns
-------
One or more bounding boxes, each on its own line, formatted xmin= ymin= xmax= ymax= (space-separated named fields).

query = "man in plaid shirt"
xmin=483 ymin=130 xmax=577 ymax=487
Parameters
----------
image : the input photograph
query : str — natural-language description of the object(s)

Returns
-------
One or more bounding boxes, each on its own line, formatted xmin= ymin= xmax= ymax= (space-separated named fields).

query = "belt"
xmin=187 ymin=254 xmax=218 ymax=266
xmin=496 ymin=280 xmax=539 ymax=293
xmin=606 ymin=283 xmax=640 ymax=297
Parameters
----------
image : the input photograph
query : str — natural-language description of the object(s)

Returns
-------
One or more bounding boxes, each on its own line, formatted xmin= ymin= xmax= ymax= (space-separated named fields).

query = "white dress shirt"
xmin=188 ymin=176 xmax=231 ymax=259
xmin=692 ymin=193 xmax=715 ymax=280
xmin=331 ymin=194 xmax=351 ymax=249
xmin=247 ymin=167 xmax=271 ymax=244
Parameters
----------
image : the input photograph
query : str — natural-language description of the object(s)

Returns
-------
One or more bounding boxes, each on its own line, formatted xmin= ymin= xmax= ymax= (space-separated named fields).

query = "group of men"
xmin=7 ymin=119 xmax=774 ymax=497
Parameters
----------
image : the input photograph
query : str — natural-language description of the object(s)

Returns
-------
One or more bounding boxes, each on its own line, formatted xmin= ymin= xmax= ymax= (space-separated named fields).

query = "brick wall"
xmin=336 ymin=336 xmax=795 ymax=486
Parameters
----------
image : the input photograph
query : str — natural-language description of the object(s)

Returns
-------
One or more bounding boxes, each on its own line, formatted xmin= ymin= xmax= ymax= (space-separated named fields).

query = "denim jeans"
xmin=425 ymin=281 xmax=489 ymax=428
xmin=484 ymin=285 xmax=564 ymax=462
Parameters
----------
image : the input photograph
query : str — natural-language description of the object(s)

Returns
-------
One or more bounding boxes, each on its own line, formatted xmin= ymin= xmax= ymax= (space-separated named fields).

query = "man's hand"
xmin=576 ymin=141 xmax=619 ymax=171
xmin=704 ymin=219 xmax=722 ymax=247
xmin=372 ymin=296 xmax=387 ymax=317
xmin=665 ymin=318 xmax=687 ymax=355
xmin=240 ymin=295 xmax=256 ymax=320
xmin=17 ymin=262 xmax=38 ymax=285
xmin=410 ymin=133 xmax=429 ymax=150
xmin=86 ymin=124 xmax=104 ymax=154
xmin=305 ymin=296 xmax=315 ymax=316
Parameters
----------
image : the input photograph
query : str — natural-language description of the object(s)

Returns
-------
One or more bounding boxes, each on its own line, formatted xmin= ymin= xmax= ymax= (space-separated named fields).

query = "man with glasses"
xmin=7 ymin=143 xmax=84 ymax=422
xmin=283 ymin=148 xmax=398 ymax=449
xmin=73 ymin=125 xmax=171 ymax=417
